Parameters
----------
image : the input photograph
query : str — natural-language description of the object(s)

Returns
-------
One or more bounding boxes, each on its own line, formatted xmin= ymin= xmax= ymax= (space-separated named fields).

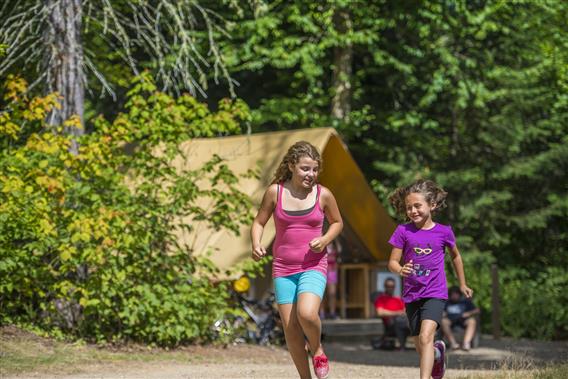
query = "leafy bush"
xmin=500 ymin=267 xmax=568 ymax=340
xmin=452 ymin=251 xmax=568 ymax=340
xmin=0 ymin=73 xmax=254 ymax=345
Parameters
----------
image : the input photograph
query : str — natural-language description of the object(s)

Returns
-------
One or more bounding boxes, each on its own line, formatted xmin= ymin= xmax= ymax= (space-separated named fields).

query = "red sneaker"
xmin=432 ymin=340 xmax=447 ymax=379
xmin=313 ymin=353 xmax=330 ymax=379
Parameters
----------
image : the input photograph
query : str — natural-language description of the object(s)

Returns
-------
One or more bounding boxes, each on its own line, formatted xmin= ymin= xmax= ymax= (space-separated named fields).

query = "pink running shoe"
xmin=313 ymin=353 xmax=330 ymax=379
xmin=432 ymin=340 xmax=447 ymax=379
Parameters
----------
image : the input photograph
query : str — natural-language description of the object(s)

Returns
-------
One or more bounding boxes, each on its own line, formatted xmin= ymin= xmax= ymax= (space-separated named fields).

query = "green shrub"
xmin=453 ymin=251 xmax=568 ymax=340
xmin=500 ymin=267 xmax=568 ymax=340
xmin=0 ymin=73 xmax=254 ymax=345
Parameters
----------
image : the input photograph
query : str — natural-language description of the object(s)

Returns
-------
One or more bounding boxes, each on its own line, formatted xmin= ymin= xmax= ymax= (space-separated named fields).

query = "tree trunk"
xmin=45 ymin=0 xmax=85 ymax=153
xmin=448 ymin=105 xmax=459 ymax=224
xmin=331 ymin=9 xmax=353 ymax=122
xmin=44 ymin=0 xmax=85 ymax=329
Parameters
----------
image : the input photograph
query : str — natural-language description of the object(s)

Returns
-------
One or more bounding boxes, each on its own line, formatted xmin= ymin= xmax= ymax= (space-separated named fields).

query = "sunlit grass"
xmin=0 ymin=326 xmax=198 ymax=376
xmin=458 ymin=366 xmax=568 ymax=379
xmin=455 ymin=353 xmax=568 ymax=379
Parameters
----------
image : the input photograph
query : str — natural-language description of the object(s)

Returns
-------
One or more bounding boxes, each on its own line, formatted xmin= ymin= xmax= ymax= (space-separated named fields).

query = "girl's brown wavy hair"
xmin=388 ymin=179 xmax=448 ymax=219
xmin=272 ymin=141 xmax=322 ymax=184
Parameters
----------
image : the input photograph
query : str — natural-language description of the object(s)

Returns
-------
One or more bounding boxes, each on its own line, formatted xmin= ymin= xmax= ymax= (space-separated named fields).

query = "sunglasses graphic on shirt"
xmin=413 ymin=246 xmax=433 ymax=255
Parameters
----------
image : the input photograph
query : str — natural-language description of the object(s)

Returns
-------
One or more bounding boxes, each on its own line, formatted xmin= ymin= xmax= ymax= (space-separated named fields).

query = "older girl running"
xmin=251 ymin=141 xmax=343 ymax=379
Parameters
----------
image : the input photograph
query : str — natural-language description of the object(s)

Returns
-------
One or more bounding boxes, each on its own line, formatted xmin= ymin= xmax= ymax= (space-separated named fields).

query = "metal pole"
xmin=491 ymin=264 xmax=501 ymax=340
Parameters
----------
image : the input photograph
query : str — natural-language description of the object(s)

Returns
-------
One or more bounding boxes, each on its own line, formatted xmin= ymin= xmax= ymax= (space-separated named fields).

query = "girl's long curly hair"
xmin=388 ymin=179 xmax=448 ymax=219
xmin=272 ymin=141 xmax=322 ymax=184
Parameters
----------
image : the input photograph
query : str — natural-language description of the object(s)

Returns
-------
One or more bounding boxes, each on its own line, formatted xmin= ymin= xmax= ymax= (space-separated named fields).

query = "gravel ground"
xmin=6 ymin=337 xmax=568 ymax=379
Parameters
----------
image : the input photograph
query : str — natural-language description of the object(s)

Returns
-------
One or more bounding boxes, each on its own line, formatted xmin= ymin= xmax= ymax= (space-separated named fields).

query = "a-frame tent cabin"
xmin=175 ymin=128 xmax=397 ymax=318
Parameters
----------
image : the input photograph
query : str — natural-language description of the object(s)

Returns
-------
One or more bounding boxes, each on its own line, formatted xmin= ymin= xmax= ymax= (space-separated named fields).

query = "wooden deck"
xmin=322 ymin=318 xmax=384 ymax=342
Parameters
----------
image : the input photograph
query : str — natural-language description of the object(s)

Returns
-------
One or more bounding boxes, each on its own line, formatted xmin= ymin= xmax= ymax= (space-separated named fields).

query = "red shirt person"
xmin=374 ymin=278 xmax=409 ymax=350
xmin=375 ymin=292 xmax=405 ymax=317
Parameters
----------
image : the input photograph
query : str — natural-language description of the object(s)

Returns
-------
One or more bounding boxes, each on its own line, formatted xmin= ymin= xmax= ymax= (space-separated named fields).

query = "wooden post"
xmin=491 ymin=264 xmax=501 ymax=340
xmin=363 ymin=265 xmax=370 ymax=319
xmin=340 ymin=266 xmax=347 ymax=319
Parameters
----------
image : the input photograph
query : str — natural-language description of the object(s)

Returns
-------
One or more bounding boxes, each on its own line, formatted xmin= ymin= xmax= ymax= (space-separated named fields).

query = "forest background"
xmin=0 ymin=0 xmax=566 ymax=345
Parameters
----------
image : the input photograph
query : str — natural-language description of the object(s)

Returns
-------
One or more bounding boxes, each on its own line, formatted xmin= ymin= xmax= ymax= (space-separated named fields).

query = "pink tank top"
xmin=272 ymin=183 xmax=328 ymax=278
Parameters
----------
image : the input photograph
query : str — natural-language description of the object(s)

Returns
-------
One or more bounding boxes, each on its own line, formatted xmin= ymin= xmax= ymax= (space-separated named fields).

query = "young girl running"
xmin=251 ymin=141 xmax=343 ymax=379
xmin=387 ymin=179 xmax=473 ymax=379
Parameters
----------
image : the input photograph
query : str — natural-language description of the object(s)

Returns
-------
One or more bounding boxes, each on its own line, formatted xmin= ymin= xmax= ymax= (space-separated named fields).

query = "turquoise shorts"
xmin=274 ymin=270 xmax=327 ymax=304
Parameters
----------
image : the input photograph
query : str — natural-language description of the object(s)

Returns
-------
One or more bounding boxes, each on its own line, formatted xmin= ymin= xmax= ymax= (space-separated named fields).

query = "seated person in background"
xmin=374 ymin=278 xmax=409 ymax=350
xmin=442 ymin=286 xmax=480 ymax=351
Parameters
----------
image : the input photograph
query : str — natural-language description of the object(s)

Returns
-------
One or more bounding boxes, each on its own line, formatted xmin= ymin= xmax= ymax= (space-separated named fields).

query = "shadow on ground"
xmin=324 ymin=336 xmax=568 ymax=370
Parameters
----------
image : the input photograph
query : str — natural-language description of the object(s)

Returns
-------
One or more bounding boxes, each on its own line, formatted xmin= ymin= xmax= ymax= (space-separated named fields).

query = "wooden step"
xmin=322 ymin=318 xmax=384 ymax=337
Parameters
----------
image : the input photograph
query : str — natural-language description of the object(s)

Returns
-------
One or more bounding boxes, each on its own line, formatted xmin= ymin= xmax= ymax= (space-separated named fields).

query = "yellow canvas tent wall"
xmin=175 ymin=127 xmax=396 ymax=272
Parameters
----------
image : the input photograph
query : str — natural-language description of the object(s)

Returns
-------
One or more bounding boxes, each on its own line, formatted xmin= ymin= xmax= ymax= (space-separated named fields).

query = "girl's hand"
xmin=460 ymin=285 xmax=474 ymax=298
xmin=252 ymin=245 xmax=267 ymax=261
xmin=309 ymin=237 xmax=326 ymax=253
xmin=399 ymin=260 xmax=414 ymax=277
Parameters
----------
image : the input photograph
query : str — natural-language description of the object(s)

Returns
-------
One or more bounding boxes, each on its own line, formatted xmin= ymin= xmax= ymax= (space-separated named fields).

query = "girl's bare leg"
xmin=297 ymin=293 xmax=325 ymax=357
xmin=278 ymin=303 xmax=312 ymax=379
xmin=416 ymin=320 xmax=438 ymax=379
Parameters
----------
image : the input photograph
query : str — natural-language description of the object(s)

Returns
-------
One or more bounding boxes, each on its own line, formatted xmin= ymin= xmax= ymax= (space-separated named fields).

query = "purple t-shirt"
xmin=389 ymin=223 xmax=456 ymax=304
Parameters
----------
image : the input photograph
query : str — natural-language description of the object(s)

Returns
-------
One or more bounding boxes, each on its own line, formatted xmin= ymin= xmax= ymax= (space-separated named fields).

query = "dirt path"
xmin=5 ymin=336 xmax=567 ymax=379
xmin=7 ymin=362 xmax=487 ymax=379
